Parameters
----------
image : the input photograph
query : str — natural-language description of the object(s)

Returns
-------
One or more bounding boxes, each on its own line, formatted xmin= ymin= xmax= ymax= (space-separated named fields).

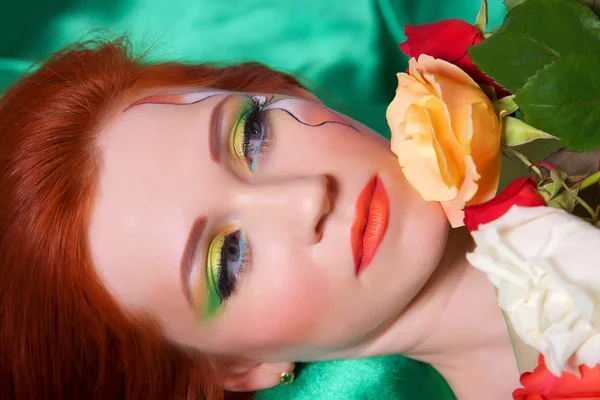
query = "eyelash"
xmin=217 ymin=229 xmax=250 ymax=301
xmin=205 ymin=228 xmax=252 ymax=315
xmin=236 ymin=96 xmax=272 ymax=172
xmin=205 ymin=96 xmax=272 ymax=316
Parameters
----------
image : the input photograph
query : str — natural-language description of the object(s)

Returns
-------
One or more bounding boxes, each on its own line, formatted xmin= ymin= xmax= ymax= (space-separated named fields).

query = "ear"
xmin=223 ymin=360 xmax=295 ymax=392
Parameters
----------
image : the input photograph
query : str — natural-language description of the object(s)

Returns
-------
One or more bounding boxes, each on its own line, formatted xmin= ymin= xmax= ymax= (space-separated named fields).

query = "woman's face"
xmin=89 ymin=89 xmax=448 ymax=362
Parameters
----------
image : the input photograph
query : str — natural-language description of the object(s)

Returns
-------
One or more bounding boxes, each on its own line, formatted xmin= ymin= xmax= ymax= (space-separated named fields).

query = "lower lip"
xmin=351 ymin=176 xmax=389 ymax=275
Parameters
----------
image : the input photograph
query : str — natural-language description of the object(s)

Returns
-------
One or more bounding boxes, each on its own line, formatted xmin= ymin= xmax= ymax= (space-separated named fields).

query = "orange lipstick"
xmin=351 ymin=176 xmax=389 ymax=275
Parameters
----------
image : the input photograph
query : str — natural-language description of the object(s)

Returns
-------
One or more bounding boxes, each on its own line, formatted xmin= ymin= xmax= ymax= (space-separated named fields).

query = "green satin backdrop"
xmin=0 ymin=1 xmax=507 ymax=398
xmin=0 ymin=0 xmax=505 ymax=136
xmin=255 ymin=355 xmax=457 ymax=400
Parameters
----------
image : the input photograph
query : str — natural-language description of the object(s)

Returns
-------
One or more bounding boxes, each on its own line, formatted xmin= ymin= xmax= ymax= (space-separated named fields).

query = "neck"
xmin=355 ymin=227 xmax=521 ymax=399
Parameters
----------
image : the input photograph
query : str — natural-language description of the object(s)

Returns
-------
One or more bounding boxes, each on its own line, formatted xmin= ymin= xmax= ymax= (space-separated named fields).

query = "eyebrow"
xmin=209 ymin=95 xmax=230 ymax=162
xmin=179 ymin=95 xmax=232 ymax=305
xmin=180 ymin=216 xmax=207 ymax=305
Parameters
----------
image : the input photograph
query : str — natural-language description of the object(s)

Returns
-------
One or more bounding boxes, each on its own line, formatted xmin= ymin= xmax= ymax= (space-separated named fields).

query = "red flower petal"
xmin=401 ymin=20 xmax=482 ymax=62
xmin=399 ymin=19 xmax=510 ymax=97
xmin=513 ymin=355 xmax=600 ymax=399
xmin=463 ymin=177 xmax=546 ymax=232
xmin=399 ymin=41 xmax=411 ymax=55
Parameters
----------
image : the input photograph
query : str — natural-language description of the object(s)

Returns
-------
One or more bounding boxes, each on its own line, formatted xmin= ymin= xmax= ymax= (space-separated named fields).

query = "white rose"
xmin=466 ymin=206 xmax=600 ymax=376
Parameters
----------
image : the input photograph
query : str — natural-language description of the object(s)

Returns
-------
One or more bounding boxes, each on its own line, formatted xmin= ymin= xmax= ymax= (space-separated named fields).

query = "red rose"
xmin=463 ymin=177 xmax=546 ymax=232
xmin=399 ymin=19 xmax=509 ymax=97
xmin=513 ymin=355 xmax=600 ymax=400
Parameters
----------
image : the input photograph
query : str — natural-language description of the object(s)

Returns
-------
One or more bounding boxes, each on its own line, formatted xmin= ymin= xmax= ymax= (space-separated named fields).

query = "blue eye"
xmin=230 ymin=96 xmax=272 ymax=173
xmin=231 ymin=95 xmax=272 ymax=173
xmin=205 ymin=227 xmax=251 ymax=317
xmin=242 ymin=104 xmax=267 ymax=172
xmin=217 ymin=229 xmax=248 ymax=301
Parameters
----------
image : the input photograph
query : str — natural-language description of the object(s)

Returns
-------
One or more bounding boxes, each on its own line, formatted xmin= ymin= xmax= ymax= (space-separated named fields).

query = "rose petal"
xmin=416 ymin=54 xmax=479 ymax=89
xmin=401 ymin=20 xmax=483 ymax=65
xmin=513 ymin=355 xmax=600 ymax=399
xmin=395 ymin=126 xmax=458 ymax=202
xmin=399 ymin=20 xmax=510 ymax=97
xmin=415 ymin=95 xmax=464 ymax=189
xmin=464 ymin=178 xmax=545 ymax=232
xmin=468 ymin=206 xmax=600 ymax=375
xmin=467 ymin=104 xmax=501 ymax=206
xmin=387 ymin=56 xmax=502 ymax=226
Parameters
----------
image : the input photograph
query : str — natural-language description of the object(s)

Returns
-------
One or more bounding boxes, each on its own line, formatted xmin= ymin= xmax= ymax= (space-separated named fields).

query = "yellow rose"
xmin=386 ymin=55 xmax=501 ymax=227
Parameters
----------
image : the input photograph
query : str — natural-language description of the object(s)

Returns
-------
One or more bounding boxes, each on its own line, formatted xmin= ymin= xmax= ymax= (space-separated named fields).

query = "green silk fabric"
xmin=1 ymin=0 xmax=505 ymax=136
xmin=0 ymin=1 xmax=507 ymax=398
xmin=255 ymin=356 xmax=456 ymax=400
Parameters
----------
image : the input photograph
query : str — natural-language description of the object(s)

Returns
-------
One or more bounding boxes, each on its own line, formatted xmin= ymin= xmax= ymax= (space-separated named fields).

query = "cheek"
xmin=259 ymin=272 xmax=327 ymax=338
xmin=262 ymin=123 xmax=388 ymax=183
xmin=268 ymin=108 xmax=379 ymax=148
xmin=399 ymin=201 xmax=449 ymax=291
xmin=228 ymin=252 xmax=332 ymax=350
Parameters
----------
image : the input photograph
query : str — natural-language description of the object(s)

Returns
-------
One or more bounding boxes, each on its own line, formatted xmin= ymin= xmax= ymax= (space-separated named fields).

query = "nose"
xmin=238 ymin=175 xmax=332 ymax=244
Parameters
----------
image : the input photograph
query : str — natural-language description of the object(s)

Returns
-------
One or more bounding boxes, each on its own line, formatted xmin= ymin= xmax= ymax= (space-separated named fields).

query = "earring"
xmin=279 ymin=371 xmax=295 ymax=385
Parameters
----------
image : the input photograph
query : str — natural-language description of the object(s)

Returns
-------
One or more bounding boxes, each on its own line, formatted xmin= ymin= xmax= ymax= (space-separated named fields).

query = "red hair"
xmin=0 ymin=37 xmax=307 ymax=400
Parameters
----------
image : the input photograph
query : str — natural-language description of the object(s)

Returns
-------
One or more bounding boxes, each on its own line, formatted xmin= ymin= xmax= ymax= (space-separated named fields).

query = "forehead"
xmin=88 ymin=91 xmax=224 ymax=308
xmin=97 ymin=94 xmax=213 ymax=199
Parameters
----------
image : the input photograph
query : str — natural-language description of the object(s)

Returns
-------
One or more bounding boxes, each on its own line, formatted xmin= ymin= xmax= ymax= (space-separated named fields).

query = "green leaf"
xmin=515 ymin=53 xmax=600 ymax=151
xmin=538 ymin=170 xmax=579 ymax=212
xmin=545 ymin=148 xmax=600 ymax=177
xmin=543 ymin=187 xmax=579 ymax=211
xmin=506 ymin=0 xmax=600 ymax=14
xmin=504 ymin=0 xmax=525 ymax=9
xmin=539 ymin=179 xmax=560 ymax=201
xmin=470 ymin=0 xmax=600 ymax=94
xmin=475 ymin=0 xmax=489 ymax=33
xmin=582 ymin=171 xmax=600 ymax=189
xmin=502 ymin=116 xmax=558 ymax=146
xmin=493 ymin=95 xmax=518 ymax=115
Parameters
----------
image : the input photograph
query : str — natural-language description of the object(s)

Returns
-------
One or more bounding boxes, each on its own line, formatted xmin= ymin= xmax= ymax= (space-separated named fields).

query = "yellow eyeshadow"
xmin=229 ymin=98 xmax=254 ymax=173
xmin=203 ymin=225 xmax=237 ymax=318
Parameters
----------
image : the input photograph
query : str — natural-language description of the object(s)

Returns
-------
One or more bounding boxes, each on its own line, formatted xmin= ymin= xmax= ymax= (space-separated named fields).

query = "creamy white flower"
xmin=466 ymin=206 xmax=600 ymax=376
